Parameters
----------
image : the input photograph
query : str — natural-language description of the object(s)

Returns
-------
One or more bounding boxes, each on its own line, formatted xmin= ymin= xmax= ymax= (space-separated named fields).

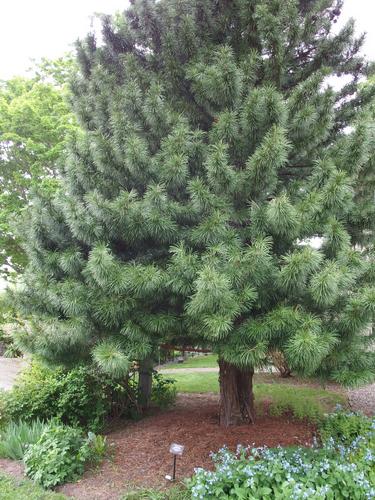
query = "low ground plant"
xmin=85 ymin=431 xmax=108 ymax=464
xmin=122 ymin=485 xmax=190 ymax=499
xmin=0 ymin=471 xmax=67 ymax=500
xmin=257 ymin=384 xmax=344 ymax=422
xmin=189 ymin=411 xmax=375 ymax=499
xmin=319 ymin=405 xmax=373 ymax=445
xmin=23 ymin=422 xmax=107 ymax=489
xmin=0 ymin=419 xmax=47 ymax=460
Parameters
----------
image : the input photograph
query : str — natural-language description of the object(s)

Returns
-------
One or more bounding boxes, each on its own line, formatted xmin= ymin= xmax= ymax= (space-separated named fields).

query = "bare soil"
xmin=0 ymin=458 xmax=24 ymax=480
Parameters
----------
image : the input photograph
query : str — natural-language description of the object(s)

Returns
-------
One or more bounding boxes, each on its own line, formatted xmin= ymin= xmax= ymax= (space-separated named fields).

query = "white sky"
xmin=0 ymin=0 xmax=374 ymax=80
xmin=0 ymin=0 xmax=129 ymax=80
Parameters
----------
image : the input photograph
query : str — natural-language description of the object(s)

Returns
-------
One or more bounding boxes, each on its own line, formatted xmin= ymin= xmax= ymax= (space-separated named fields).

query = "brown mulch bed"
xmin=57 ymin=393 xmax=315 ymax=500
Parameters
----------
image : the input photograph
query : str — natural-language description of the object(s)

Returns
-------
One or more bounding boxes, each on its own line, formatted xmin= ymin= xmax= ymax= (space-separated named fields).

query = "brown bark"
xmin=219 ymin=359 xmax=255 ymax=426
xmin=270 ymin=350 xmax=292 ymax=378
xmin=138 ymin=357 xmax=153 ymax=410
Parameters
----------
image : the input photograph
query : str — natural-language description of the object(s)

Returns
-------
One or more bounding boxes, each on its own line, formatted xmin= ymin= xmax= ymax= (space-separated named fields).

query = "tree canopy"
xmin=0 ymin=57 xmax=76 ymax=277
xmin=13 ymin=0 xmax=375 ymax=422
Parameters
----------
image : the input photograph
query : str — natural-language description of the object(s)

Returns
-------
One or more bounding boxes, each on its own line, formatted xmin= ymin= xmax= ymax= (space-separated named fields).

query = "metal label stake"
xmin=165 ymin=443 xmax=185 ymax=482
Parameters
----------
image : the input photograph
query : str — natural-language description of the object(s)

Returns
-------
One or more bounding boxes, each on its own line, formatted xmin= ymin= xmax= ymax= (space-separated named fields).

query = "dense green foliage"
xmin=319 ymin=405 xmax=374 ymax=445
xmin=0 ymin=419 xmax=47 ymax=460
xmin=151 ymin=372 xmax=177 ymax=408
xmin=23 ymin=423 xmax=102 ymax=488
xmin=0 ymin=472 xmax=67 ymax=500
xmin=0 ymin=293 xmax=22 ymax=357
xmin=0 ymin=363 xmax=177 ymax=431
xmin=349 ymin=77 xmax=375 ymax=251
xmin=2 ymin=364 xmax=126 ymax=431
xmin=189 ymin=412 xmax=375 ymax=499
xmin=13 ymin=0 xmax=375 ymax=393
xmin=0 ymin=57 xmax=76 ymax=276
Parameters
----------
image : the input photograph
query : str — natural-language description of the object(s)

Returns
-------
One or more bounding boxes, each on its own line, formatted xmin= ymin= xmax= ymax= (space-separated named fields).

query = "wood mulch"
xmin=57 ymin=393 xmax=315 ymax=500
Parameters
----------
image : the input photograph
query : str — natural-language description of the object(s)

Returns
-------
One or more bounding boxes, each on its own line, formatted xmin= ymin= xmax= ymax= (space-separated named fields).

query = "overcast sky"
xmin=0 ymin=0 xmax=374 ymax=80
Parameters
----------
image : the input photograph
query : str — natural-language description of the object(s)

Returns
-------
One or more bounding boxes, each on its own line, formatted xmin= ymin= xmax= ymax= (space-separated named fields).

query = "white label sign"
xmin=169 ymin=443 xmax=185 ymax=455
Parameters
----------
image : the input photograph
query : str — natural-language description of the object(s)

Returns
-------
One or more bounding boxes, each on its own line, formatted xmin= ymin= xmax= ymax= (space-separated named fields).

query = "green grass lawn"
xmin=169 ymin=371 xmax=219 ymax=392
xmin=161 ymin=353 xmax=218 ymax=369
xmin=168 ymin=372 xmax=346 ymax=421
xmin=0 ymin=472 xmax=67 ymax=500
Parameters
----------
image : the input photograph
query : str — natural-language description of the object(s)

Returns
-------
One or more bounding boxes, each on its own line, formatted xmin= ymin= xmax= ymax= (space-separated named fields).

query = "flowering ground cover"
xmin=189 ymin=409 xmax=375 ymax=499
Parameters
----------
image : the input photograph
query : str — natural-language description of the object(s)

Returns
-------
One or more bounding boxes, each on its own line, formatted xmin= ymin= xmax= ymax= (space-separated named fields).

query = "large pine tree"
xmin=14 ymin=0 xmax=375 ymax=425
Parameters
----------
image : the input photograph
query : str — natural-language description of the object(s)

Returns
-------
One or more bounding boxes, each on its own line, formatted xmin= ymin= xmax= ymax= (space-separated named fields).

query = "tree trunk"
xmin=219 ymin=359 xmax=255 ymax=426
xmin=138 ymin=357 xmax=153 ymax=410
xmin=270 ymin=350 xmax=292 ymax=378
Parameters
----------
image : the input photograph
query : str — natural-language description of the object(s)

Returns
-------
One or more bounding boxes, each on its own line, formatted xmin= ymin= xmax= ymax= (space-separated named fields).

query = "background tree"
xmin=346 ymin=78 xmax=375 ymax=253
xmin=14 ymin=0 xmax=375 ymax=423
xmin=0 ymin=56 xmax=76 ymax=277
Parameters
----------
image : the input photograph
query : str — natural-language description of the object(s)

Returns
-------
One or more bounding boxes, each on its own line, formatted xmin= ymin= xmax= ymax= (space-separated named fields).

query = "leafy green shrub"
xmin=0 ymin=419 xmax=47 ymax=460
xmin=0 ymin=330 xmax=22 ymax=358
xmin=0 ymin=295 xmax=22 ymax=358
xmin=4 ymin=364 xmax=61 ymax=423
xmin=23 ymin=423 xmax=105 ymax=489
xmin=0 ymin=390 xmax=10 ymax=429
xmin=319 ymin=405 xmax=373 ymax=445
xmin=151 ymin=372 xmax=177 ymax=409
xmin=5 ymin=363 xmax=135 ymax=431
xmin=189 ymin=414 xmax=375 ymax=499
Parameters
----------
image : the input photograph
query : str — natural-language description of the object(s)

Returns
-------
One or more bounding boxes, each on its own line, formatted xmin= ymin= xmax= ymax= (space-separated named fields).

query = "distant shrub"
xmin=0 ymin=296 xmax=22 ymax=358
xmin=254 ymin=384 xmax=345 ymax=423
xmin=151 ymin=372 xmax=177 ymax=409
xmin=0 ymin=419 xmax=47 ymax=460
xmin=0 ymin=391 xmax=9 ymax=429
